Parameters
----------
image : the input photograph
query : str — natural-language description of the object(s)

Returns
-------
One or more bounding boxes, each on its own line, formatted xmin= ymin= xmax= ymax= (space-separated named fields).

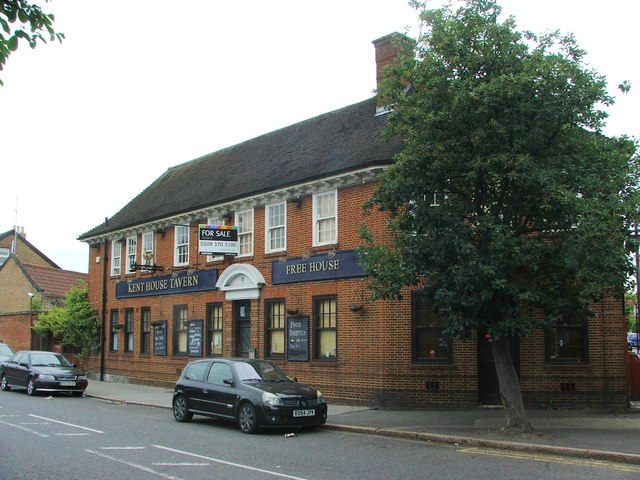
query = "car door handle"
xmin=203 ymin=389 xmax=208 ymax=394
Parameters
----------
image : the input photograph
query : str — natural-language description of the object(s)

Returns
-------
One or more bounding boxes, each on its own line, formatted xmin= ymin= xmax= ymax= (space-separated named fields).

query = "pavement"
xmin=84 ymin=380 xmax=640 ymax=465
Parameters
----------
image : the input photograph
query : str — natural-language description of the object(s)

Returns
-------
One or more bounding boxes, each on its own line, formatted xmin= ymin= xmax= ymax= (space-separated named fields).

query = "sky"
xmin=1 ymin=0 xmax=638 ymax=274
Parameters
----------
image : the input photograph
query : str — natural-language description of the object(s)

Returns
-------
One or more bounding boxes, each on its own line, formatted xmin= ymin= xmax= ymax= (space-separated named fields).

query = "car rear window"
xmin=184 ymin=362 xmax=208 ymax=381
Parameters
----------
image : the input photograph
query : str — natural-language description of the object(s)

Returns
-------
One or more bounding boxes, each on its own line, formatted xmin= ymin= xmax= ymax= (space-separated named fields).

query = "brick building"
xmin=0 ymin=228 xmax=88 ymax=352
xmin=78 ymin=34 xmax=629 ymax=408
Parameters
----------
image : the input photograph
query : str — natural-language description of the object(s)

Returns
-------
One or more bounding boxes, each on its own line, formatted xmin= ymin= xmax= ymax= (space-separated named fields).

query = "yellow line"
xmin=459 ymin=447 xmax=640 ymax=473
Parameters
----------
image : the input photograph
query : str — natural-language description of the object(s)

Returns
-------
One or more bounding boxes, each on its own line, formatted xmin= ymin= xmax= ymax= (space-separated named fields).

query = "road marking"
xmin=459 ymin=447 xmax=640 ymax=473
xmin=153 ymin=444 xmax=309 ymax=480
xmin=153 ymin=462 xmax=210 ymax=466
xmin=0 ymin=419 xmax=49 ymax=437
xmin=85 ymin=449 xmax=185 ymax=480
xmin=28 ymin=414 xmax=104 ymax=433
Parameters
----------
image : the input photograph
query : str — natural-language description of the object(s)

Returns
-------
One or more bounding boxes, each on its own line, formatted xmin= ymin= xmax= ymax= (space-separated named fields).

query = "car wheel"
xmin=173 ymin=394 xmax=193 ymax=422
xmin=27 ymin=377 xmax=37 ymax=396
xmin=0 ymin=374 xmax=10 ymax=391
xmin=238 ymin=402 xmax=257 ymax=434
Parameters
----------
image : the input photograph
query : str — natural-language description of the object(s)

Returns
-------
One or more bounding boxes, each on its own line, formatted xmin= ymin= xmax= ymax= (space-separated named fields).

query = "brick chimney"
xmin=372 ymin=33 xmax=402 ymax=92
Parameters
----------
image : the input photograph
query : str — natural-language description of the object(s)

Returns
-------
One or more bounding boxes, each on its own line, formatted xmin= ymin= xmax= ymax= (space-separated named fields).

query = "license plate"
xmin=60 ymin=381 xmax=76 ymax=386
xmin=293 ymin=409 xmax=315 ymax=417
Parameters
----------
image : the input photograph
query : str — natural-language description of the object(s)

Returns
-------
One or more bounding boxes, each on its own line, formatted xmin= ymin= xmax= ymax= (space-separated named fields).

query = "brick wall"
xmin=84 ymin=180 xmax=629 ymax=408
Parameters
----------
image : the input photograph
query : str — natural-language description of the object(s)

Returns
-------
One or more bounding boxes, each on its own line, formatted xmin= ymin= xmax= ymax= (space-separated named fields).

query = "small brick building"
xmin=0 ymin=228 xmax=88 ymax=352
xmin=78 ymin=34 xmax=629 ymax=408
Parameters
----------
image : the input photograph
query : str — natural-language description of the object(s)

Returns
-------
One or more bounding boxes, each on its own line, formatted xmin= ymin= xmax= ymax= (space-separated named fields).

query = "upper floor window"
xmin=141 ymin=231 xmax=154 ymax=266
xmin=174 ymin=225 xmax=189 ymax=266
xmin=206 ymin=216 xmax=225 ymax=263
xmin=313 ymin=190 xmax=337 ymax=246
xmin=266 ymin=202 xmax=286 ymax=253
xmin=545 ymin=310 xmax=588 ymax=363
xmin=125 ymin=235 xmax=137 ymax=274
xmin=412 ymin=293 xmax=452 ymax=363
xmin=237 ymin=209 xmax=254 ymax=257
xmin=111 ymin=241 xmax=122 ymax=276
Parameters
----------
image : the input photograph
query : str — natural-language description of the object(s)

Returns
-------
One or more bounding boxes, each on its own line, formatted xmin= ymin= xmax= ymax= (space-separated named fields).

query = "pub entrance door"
xmin=234 ymin=300 xmax=251 ymax=357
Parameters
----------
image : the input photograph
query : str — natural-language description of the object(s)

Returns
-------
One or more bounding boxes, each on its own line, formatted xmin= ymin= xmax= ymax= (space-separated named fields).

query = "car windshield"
xmin=30 ymin=353 xmax=72 ymax=367
xmin=235 ymin=361 xmax=292 ymax=383
xmin=0 ymin=345 xmax=12 ymax=356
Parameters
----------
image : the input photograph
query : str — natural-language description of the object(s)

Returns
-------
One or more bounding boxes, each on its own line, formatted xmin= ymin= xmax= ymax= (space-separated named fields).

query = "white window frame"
xmin=265 ymin=201 xmax=286 ymax=253
xmin=111 ymin=241 xmax=122 ymax=276
xmin=125 ymin=235 xmax=137 ymax=274
xmin=0 ymin=247 xmax=9 ymax=266
xmin=206 ymin=217 xmax=225 ymax=262
xmin=174 ymin=225 xmax=190 ymax=267
xmin=236 ymin=209 xmax=254 ymax=257
xmin=313 ymin=190 xmax=337 ymax=246
xmin=141 ymin=231 xmax=154 ymax=266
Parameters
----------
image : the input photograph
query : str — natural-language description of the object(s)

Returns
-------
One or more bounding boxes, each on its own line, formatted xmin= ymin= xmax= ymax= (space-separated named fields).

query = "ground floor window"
xmin=412 ymin=293 xmax=452 ymax=362
xmin=206 ymin=303 xmax=223 ymax=356
xmin=545 ymin=311 xmax=588 ymax=362
xmin=124 ymin=309 xmax=134 ymax=352
xmin=314 ymin=296 xmax=337 ymax=360
xmin=265 ymin=300 xmax=285 ymax=358
xmin=173 ymin=305 xmax=188 ymax=354
xmin=109 ymin=310 xmax=119 ymax=352
xmin=141 ymin=308 xmax=150 ymax=354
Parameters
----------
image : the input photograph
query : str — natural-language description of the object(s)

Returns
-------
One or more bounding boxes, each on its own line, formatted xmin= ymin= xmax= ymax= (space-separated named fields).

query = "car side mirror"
xmin=223 ymin=378 xmax=234 ymax=387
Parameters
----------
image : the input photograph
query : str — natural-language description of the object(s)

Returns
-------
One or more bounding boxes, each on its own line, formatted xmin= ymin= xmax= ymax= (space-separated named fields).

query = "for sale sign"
xmin=198 ymin=224 xmax=239 ymax=255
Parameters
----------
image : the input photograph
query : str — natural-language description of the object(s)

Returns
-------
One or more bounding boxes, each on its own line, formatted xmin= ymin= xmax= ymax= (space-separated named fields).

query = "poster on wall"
xmin=188 ymin=320 xmax=203 ymax=357
xmin=153 ymin=321 xmax=167 ymax=356
xmin=287 ymin=315 xmax=309 ymax=362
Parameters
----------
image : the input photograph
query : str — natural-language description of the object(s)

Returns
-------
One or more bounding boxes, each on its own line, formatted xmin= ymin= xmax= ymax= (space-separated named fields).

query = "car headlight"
xmin=317 ymin=390 xmax=326 ymax=403
xmin=262 ymin=391 xmax=283 ymax=407
xmin=37 ymin=374 xmax=55 ymax=381
xmin=77 ymin=375 xmax=87 ymax=381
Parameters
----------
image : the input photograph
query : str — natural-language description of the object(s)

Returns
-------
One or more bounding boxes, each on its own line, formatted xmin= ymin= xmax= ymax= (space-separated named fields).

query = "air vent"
xmin=425 ymin=381 xmax=440 ymax=391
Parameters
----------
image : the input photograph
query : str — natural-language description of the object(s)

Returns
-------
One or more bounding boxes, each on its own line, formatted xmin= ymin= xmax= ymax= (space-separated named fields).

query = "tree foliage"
xmin=32 ymin=283 xmax=100 ymax=360
xmin=359 ymin=0 xmax=639 ymax=429
xmin=0 ymin=0 xmax=64 ymax=85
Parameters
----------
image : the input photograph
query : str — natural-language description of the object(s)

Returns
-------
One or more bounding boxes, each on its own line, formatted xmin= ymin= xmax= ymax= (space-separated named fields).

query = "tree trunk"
xmin=491 ymin=336 xmax=533 ymax=433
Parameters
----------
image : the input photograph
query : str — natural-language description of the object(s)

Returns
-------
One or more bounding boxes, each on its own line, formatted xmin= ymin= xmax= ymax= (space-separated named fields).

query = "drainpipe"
xmin=100 ymin=238 xmax=108 ymax=381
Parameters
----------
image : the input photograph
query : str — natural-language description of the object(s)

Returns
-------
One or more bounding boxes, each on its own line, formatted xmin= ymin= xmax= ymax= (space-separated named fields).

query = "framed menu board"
xmin=287 ymin=315 xmax=309 ymax=362
xmin=153 ymin=321 xmax=167 ymax=356
xmin=188 ymin=320 xmax=203 ymax=357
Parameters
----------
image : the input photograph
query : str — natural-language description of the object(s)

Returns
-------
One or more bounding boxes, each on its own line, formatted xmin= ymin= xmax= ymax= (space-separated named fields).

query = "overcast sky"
xmin=1 ymin=0 xmax=638 ymax=274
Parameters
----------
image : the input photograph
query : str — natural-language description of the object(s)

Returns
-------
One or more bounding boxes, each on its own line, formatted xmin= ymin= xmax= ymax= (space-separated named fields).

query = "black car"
xmin=173 ymin=358 xmax=328 ymax=433
xmin=0 ymin=342 xmax=13 ymax=362
xmin=0 ymin=350 xmax=88 ymax=396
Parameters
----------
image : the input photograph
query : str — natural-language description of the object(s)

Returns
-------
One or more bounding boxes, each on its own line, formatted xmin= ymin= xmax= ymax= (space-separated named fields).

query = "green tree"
xmin=359 ymin=0 xmax=639 ymax=431
xmin=0 ymin=0 xmax=64 ymax=85
xmin=32 ymin=283 xmax=99 ymax=360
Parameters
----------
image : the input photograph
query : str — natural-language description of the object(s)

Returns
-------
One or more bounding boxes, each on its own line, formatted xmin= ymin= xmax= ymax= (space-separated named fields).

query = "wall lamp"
xmin=287 ymin=196 xmax=302 ymax=207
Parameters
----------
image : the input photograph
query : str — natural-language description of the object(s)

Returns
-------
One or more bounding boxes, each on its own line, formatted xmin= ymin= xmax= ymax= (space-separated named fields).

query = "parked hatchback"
xmin=173 ymin=358 xmax=327 ymax=433
xmin=0 ymin=350 xmax=88 ymax=396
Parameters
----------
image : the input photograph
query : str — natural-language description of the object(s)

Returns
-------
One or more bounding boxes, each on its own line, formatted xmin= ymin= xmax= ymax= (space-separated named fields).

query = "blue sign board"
xmin=116 ymin=269 xmax=218 ymax=298
xmin=272 ymin=250 xmax=366 ymax=285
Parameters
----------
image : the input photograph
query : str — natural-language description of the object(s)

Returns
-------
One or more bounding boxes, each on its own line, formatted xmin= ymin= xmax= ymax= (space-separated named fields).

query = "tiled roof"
xmin=79 ymin=97 xmax=401 ymax=239
xmin=23 ymin=263 xmax=88 ymax=298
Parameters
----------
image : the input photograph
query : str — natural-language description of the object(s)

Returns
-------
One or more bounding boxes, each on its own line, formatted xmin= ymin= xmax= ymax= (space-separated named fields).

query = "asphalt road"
xmin=1 ymin=391 xmax=639 ymax=480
